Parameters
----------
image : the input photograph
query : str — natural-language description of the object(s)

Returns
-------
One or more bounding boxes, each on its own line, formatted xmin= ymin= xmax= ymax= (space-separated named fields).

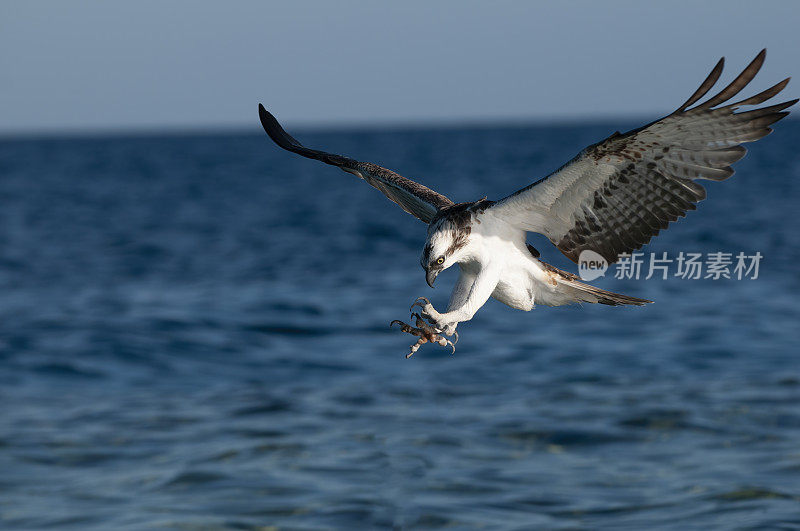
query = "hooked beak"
xmin=426 ymin=267 xmax=439 ymax=288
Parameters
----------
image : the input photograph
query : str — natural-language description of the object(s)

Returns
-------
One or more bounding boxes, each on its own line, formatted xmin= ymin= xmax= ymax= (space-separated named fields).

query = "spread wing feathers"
xmin=489 ymin=50 xmax=796 ymax=264
xmin=258 ymin=105 xmax=454 ymax=223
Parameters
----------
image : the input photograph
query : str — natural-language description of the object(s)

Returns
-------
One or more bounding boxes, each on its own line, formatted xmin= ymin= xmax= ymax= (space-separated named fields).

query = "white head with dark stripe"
xmin=420 ymin=203 xmax=477 ymax=287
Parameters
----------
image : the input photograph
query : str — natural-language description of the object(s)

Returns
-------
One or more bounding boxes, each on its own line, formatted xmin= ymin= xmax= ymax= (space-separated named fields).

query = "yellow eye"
xmin=436 ymin=257 xmax=444 ymax=265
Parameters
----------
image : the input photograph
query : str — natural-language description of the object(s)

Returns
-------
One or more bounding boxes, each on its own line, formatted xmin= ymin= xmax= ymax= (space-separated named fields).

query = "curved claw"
xmin=452 ymin=330 xmax=459 ymax=345
xmin=390 ymin=319 xmax=411 ymax=333
xmin=435 ymin=336 xmax=456 ymax=354
xmin=410 ymin=296 xmax=431 ymax=312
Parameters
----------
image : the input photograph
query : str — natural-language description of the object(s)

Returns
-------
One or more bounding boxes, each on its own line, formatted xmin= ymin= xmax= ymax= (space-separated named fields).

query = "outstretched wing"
xmin=258 ymin=105 xmax=454 ymax=223
xmin=489 ymin=50 xmax=796 ymax=264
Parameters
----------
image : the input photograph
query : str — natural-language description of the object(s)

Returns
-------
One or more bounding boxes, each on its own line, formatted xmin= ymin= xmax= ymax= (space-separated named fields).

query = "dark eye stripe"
xmin=422 ymin=244 xmax=433 ymax=262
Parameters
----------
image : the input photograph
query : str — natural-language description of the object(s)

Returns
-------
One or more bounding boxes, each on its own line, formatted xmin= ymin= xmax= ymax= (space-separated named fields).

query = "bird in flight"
xmin=259 ymin=50 xmax=794 ymax=357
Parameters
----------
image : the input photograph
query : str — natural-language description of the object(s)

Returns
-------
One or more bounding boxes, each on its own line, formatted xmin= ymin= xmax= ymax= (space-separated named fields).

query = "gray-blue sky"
xmin=1 ymin=0 xmax=798 ymax=134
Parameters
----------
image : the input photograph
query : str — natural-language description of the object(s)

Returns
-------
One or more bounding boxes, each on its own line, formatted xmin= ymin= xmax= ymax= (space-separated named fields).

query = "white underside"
xmin=448 ymin=210 xmax=582 ymax=315
xmin=472 ymin=244 xmax=578 ymax=310
xmin=421 ymin=208 xmax=610 ymax=335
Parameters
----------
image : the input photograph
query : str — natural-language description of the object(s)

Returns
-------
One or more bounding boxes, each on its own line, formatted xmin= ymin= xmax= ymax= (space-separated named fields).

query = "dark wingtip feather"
xmin=736 ymin=99 xmax=798 ymax=124
xmin=258 ymin=104 xmax=304 ymax=152
xmin=765 ymin=111 xmax=792 ymax=126
xmin=677 ymin=57 xmax=725 ymax=112
xmin=730 ymin=77 xmax=791 ymax=107
xmin=695 ymin=50 xmax=766 ymax=110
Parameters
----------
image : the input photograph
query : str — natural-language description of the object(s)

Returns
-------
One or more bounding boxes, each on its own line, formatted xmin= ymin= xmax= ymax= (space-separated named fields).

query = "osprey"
xmin=259 ymin=50 xmax=794 ymax=357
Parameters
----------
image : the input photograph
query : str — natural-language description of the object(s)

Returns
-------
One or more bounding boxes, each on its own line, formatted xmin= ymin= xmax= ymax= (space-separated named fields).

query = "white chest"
xmin=464 ymin=212 xmax=538 ymax=310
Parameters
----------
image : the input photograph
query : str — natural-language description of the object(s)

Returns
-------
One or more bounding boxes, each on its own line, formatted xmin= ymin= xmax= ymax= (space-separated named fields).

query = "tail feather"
xmin=540 ymin=261 xmax=652 ymax=306
xmin=565 ymin=280 xmax=653 ymax=306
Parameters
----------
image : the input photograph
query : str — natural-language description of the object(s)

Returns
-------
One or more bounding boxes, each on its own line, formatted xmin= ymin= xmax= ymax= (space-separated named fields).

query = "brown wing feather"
xmin=258 ymin=105 xmax=453 ymax=223
xmin=490 ymin=50 xmax=796 ymax=264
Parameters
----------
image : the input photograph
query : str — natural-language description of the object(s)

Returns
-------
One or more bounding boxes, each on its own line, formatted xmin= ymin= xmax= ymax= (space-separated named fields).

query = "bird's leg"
xmin=410 ymin=266 xmax=501 ymax=340
xmin=390 ymin=313 xmax=455 ymax=358
xmin=409 ymin=297 xmax=458 ymax=337
xmin=410 ymin=296 xmax=438 ymax=321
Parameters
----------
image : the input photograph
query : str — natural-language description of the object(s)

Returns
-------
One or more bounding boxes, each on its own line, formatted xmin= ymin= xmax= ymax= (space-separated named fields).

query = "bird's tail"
xmin=560 ymin=278 xmax=652 ymax=306
xmin=541 ymin=261 xmax=652 ymax=306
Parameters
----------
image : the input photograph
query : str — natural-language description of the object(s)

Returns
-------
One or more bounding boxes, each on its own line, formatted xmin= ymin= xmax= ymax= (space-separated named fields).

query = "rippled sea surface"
xmin=0 ymin=120 xmax=799 ymax=530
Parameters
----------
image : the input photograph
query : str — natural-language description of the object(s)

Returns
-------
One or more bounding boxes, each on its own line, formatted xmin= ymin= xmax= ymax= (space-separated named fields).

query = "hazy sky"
xmin=2 ymin=1 xmax=798 ymax=134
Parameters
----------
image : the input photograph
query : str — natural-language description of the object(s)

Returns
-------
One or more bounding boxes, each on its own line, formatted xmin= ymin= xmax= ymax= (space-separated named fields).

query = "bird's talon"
xmin=406 ymin=340 xmax=425 ymax=359
xmin=435 ymin=336 xmax=456 ymax=354
xmin=409 ymin=296 xmax=431 ymax=313
xmin=390 ymin=319 xmax=414 ymax=334
xmin=393 ymin=312 xmax=458 ymax=357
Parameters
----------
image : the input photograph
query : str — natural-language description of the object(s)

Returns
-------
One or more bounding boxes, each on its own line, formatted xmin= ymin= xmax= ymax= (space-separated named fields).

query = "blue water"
xmin=0 ymin=121 xmax=799 ymax=529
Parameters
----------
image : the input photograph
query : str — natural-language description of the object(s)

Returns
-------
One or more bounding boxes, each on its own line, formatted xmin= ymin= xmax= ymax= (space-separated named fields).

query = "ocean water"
xmin=0 ymin=120 xmax=799 ymax=530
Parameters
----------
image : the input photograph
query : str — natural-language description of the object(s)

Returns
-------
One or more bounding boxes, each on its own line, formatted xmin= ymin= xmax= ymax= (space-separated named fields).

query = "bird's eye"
xmin=436 ymin=257 xmax=444 ymax=265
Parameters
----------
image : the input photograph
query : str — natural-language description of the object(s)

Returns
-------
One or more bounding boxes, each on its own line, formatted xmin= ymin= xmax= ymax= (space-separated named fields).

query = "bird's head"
xmin=420 ymin=217 xmax=471 ymax=288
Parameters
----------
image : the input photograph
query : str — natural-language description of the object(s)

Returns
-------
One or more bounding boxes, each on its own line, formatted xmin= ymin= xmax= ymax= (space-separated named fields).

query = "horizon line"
xmin=1 ymin=112 xmax=797 ymax=141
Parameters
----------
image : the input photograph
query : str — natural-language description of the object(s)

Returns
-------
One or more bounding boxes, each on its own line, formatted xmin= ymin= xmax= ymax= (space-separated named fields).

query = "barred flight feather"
xmin=489 ymin=49 xmax=796 ymax=264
